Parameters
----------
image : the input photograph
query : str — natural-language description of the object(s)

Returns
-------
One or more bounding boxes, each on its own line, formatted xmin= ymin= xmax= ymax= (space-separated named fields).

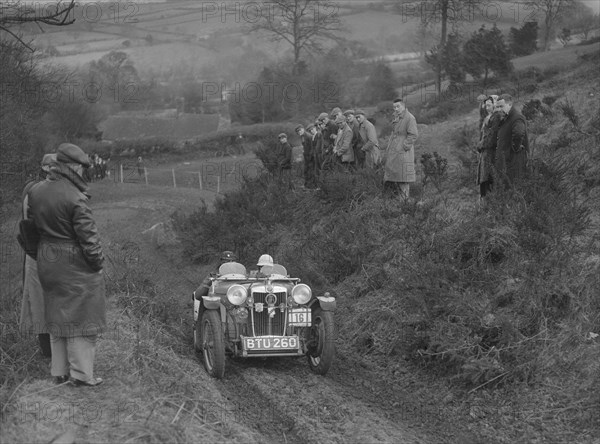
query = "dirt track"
xmin=86 ymin=177 xmax=456 ymax=444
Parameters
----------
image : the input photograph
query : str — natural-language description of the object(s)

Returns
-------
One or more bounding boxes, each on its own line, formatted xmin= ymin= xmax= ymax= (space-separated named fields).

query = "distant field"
xmin=512 ymin=42 xmax=600 ymax=70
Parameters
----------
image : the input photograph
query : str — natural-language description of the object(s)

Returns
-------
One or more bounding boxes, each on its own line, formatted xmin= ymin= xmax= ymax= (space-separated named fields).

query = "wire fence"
xmin=109 ymin=157 xmax=265 ymax=194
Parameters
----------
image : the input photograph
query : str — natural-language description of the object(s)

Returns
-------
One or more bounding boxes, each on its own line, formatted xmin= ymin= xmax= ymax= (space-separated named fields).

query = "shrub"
xmin=420 ymin=152 xmax=449 ymax=192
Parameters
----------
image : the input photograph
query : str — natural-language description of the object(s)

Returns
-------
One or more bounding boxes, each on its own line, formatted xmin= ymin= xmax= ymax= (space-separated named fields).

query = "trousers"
xmin=50 ymin=334 xmax=97 ymax=382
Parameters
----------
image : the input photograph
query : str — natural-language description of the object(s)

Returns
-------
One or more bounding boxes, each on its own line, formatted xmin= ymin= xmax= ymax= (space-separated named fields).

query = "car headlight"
xmin=227 ymin=285 xmax=248 ymax=305
xmin=291 ymin=284 xmax=312 ymax=305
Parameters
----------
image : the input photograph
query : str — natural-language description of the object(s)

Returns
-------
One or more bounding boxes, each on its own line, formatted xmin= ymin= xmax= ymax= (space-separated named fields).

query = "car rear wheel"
xmin=307 ymin=307 xmax=336 ymax=375
xmin=201 ymin=310 xmax=226 ymax=379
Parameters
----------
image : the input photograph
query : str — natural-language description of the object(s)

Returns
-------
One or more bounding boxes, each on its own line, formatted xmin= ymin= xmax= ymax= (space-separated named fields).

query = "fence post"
xmin=198 ymin=172 xmax=203 ymax=190
xmin=120 ymin=164 xmax=123 ymax=183
xmin=172 ymin=168 xmax=176 ymax=188
xmin=217 ymin=175 xmax=220 ymax=194
xmin=144 ymin=167 xmax=148 ymax=185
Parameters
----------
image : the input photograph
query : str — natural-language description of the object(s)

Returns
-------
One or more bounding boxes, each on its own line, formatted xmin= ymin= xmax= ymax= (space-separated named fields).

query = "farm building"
xmin=99 ymin=112 xmax=220 ymax=141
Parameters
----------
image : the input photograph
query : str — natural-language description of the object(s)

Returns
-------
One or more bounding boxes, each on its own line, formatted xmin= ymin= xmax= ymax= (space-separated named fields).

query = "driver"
xmin=248 ymin=254 xmax=273 ymax=278
xmin=193 ymin=250 xmax=237 ymax=299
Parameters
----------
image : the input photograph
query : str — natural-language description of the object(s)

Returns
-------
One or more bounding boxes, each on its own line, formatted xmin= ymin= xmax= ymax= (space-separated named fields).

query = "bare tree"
xmin=249 ymin=0 xmax=343 ymax=73
xmin=533 ymin=0 xmax=575 ymax=50
xmin=0 ymin=0 xmax=76 ymax=49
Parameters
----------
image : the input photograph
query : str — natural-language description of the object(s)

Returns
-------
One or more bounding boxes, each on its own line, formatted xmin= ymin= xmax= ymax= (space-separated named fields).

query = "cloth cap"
xmin=306 ymin=123 xmax=315 ymax=131
xmin=220 ymin=250 xmax=237 ymax=261
xmin=257 ymin=254 xmax=274 ymax=267
xmin=330 ymin=107 xmax=342 ymax=115
xmin=335 ymin=115 xmax=346 ymax=125
xmin=295 ymin=124 xmax=304 ymax=132
xmin=56 ymin=143 xmax=91 ymax=167
xmin=355 ymin=109 xmax=366 ymax=116
xmin=343 ymin=109 xmax=355 ymax=116
xmin=278 ymin=133 xmax=287 ymax=139
xmin=318 ymin=112 xmax=329 ymax=121
xmin=41 ymin=153 xmax=57 ymax=172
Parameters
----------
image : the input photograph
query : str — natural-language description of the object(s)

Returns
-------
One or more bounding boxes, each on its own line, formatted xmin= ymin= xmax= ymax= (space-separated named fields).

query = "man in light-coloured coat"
xmin=383 ymin=98 xmax=418 ymax=198
xmin=333 ymin=115 xmax=354 ymax=169
xmin=29 ymin=143 xmax=106 ymax=387
xmin=355 ymin=109 xmax=380 ymax=168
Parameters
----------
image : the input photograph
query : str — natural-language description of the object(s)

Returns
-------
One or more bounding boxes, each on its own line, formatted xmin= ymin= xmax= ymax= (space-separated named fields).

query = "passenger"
xmin=248 ymin=254 xmax=274 ymax=278
xmin=194 ymin=251 xmax=237 ymax=298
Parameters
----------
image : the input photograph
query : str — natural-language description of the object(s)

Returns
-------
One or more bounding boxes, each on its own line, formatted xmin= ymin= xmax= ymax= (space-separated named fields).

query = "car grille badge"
xmin=255 ymin=302 xmax=264 ymax=312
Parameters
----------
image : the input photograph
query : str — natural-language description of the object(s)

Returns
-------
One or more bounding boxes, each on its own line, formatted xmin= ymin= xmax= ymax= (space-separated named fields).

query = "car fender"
xmin=309 ymin=296 xmax=336 ymax=311
xmin=202 ymin=296 xmax=221 ymax=310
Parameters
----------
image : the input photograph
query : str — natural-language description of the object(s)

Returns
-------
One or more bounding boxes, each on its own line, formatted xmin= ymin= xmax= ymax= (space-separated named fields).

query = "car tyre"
xmin=307 ymin=307 xmax=336 ymax=375
xmin=201 ymin=310 xmax=226 ymax=379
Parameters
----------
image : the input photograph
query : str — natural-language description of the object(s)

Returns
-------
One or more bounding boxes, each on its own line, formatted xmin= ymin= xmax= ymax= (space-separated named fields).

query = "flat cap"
xmin=343 ymin=109 xmax=355 ymax=116
xmin=278 ymin=133 xmax=287 ymax=139
xmin=56 ymin=143 xmax=91 ymax=167
xmin=317 ymin=112 xmax=329 ymax=121
xmin=330 ymin=107 xmax=342 ymax=116
xmin=306 ymin=123 xmax=315 ymax=131
xmin=295 ymin=124 xmax=304 ymax=132
xmin=355 ymin=109 xmax=366 ymax=116
xmin=334 ymin=115 xmax=346 ymax=125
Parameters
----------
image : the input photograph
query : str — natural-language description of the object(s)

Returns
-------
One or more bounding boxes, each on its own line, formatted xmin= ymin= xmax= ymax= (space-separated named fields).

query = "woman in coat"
xmin=20 ymin=154 xmax=57 ymax=357
xmin=383 ymin=99 xmax=419 ymax=198
xmin=477 ymin=95 xmax=500 ymax=201
xmin=28 ymin=143 xmax=106 ymax=386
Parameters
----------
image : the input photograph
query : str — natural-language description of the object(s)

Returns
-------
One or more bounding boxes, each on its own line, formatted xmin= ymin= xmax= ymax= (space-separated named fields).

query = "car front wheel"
xmin=201 ymin=310 xmax=226 ymax=378
xmin=307 ymin=307 xmax=336 ymax=375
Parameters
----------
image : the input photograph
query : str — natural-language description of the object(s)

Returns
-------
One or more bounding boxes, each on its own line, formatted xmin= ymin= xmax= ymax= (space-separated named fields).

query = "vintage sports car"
xmin=192 ymin=262 xmax=336 ymax=379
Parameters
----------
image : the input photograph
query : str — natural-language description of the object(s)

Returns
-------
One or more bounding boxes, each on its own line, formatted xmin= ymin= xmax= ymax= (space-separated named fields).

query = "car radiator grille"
xmin=251 ymin=291 xmax=287 ymax=336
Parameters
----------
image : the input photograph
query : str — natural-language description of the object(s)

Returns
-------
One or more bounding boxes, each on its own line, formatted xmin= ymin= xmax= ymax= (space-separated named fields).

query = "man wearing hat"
xmin=28 ymin=142 xmax=106 ymax=387
xmin=344 ymin=109 xmax=365 ymax=169
xmin=306 ymin=123 xmax=323 ymax=186
xmin=276 ymin=133 xmax=293 ymax=188
xmin=296 ymin=124 xmax=316 ymax=189
xmin=355 ymin=109 xmax=381 ymax=168
xmin=383 ymin=99 xmax=419 ymax=199
xmin=317 ymin=112 xmax=338 ymax=169
xmin=333 ymin=114 xmax=354 ymax=170
xmin=19 ymin=153 xmax=58 ymax=358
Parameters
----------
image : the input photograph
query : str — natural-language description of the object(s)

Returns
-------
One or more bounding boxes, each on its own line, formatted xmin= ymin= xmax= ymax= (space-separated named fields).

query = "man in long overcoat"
xmin=494 ymin=94 xmax=529 ymax=189
xmin=383 ymin=99 xmax=419 ymax=198
xmin=29 ymin=143 xmax=106 ymax=386
xmin=356 ymin=109 xmax=380 ymax=168
xmin=296 ymin=124 xmax=316 ymax=188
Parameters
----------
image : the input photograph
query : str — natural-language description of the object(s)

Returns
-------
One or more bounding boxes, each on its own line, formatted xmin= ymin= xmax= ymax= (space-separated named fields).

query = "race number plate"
xmin=288 ymin=308 xmax=311 ymax=326
xmin=243 ymin=336 xmax=299 ymax=351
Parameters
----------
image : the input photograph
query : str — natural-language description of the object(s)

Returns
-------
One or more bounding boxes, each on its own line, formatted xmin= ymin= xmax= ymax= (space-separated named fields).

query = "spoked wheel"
xmin=201 ymin=310 xmax=226 ymax=379
xmin=307 ymin=307 xmax=336 ymax=375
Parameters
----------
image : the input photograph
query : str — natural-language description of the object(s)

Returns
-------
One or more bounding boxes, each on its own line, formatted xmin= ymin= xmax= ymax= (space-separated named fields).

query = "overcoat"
xmin=477 ymin=113 xmax=501 ymax=185
xmin=495 ymin=106 xmax=529 ymax=186
xmin=384 ymin=110 xmax=419 ymax=183
xmin=28 ymin=164 xmax=106 ymax=338
xmin=19 ymin=180 xmax=48 ymax=335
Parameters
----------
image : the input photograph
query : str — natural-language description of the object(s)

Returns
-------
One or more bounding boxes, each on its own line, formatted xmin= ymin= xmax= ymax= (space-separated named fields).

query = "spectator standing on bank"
xmin=333 ymin=115 xmax=355 ymax=171
xmin=344 ymin=109 xmax=365 ymax=169
xmin=383 ymin=98 xmax=419 ymax=198
xmin=296 ymin=124 xmax=316 ymax=189
xmin=20 ymin=153 xmax=57 ymax=358
xmin=318 ymin=112 xmax=338 ymax=170
xmin=356 ymin=109 xmax=381 ymax=168
xmin=307 ymin=123 xmax=323 ymax=185
xmin=494 ymin=94 xmax=529 ymax=189
xmin=477 ymin=95 xmax=500 ymax=202
xmin=276 ymin=133 xmax=293 ymax=187
xmin=28 ymin=143 xmax=106 ymax=387
xmin=137 ymin=156 xmax=144 ymax=179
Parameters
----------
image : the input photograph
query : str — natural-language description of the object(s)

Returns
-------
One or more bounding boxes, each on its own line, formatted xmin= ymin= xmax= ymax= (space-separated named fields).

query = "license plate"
xmin=288 ymin=308 xmax=311 ymax=326
xmin=243 ymin=336 xmax=298 ymax=351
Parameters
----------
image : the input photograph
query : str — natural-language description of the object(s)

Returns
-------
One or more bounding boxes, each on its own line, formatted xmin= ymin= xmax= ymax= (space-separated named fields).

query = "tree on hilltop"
xmin=463 ymin=24 xmax=513 ymax=88
xmin=509 ymin=22 xmax=538 ymax=57
xmin=249 ymin=0 xmax=344 ymax=74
